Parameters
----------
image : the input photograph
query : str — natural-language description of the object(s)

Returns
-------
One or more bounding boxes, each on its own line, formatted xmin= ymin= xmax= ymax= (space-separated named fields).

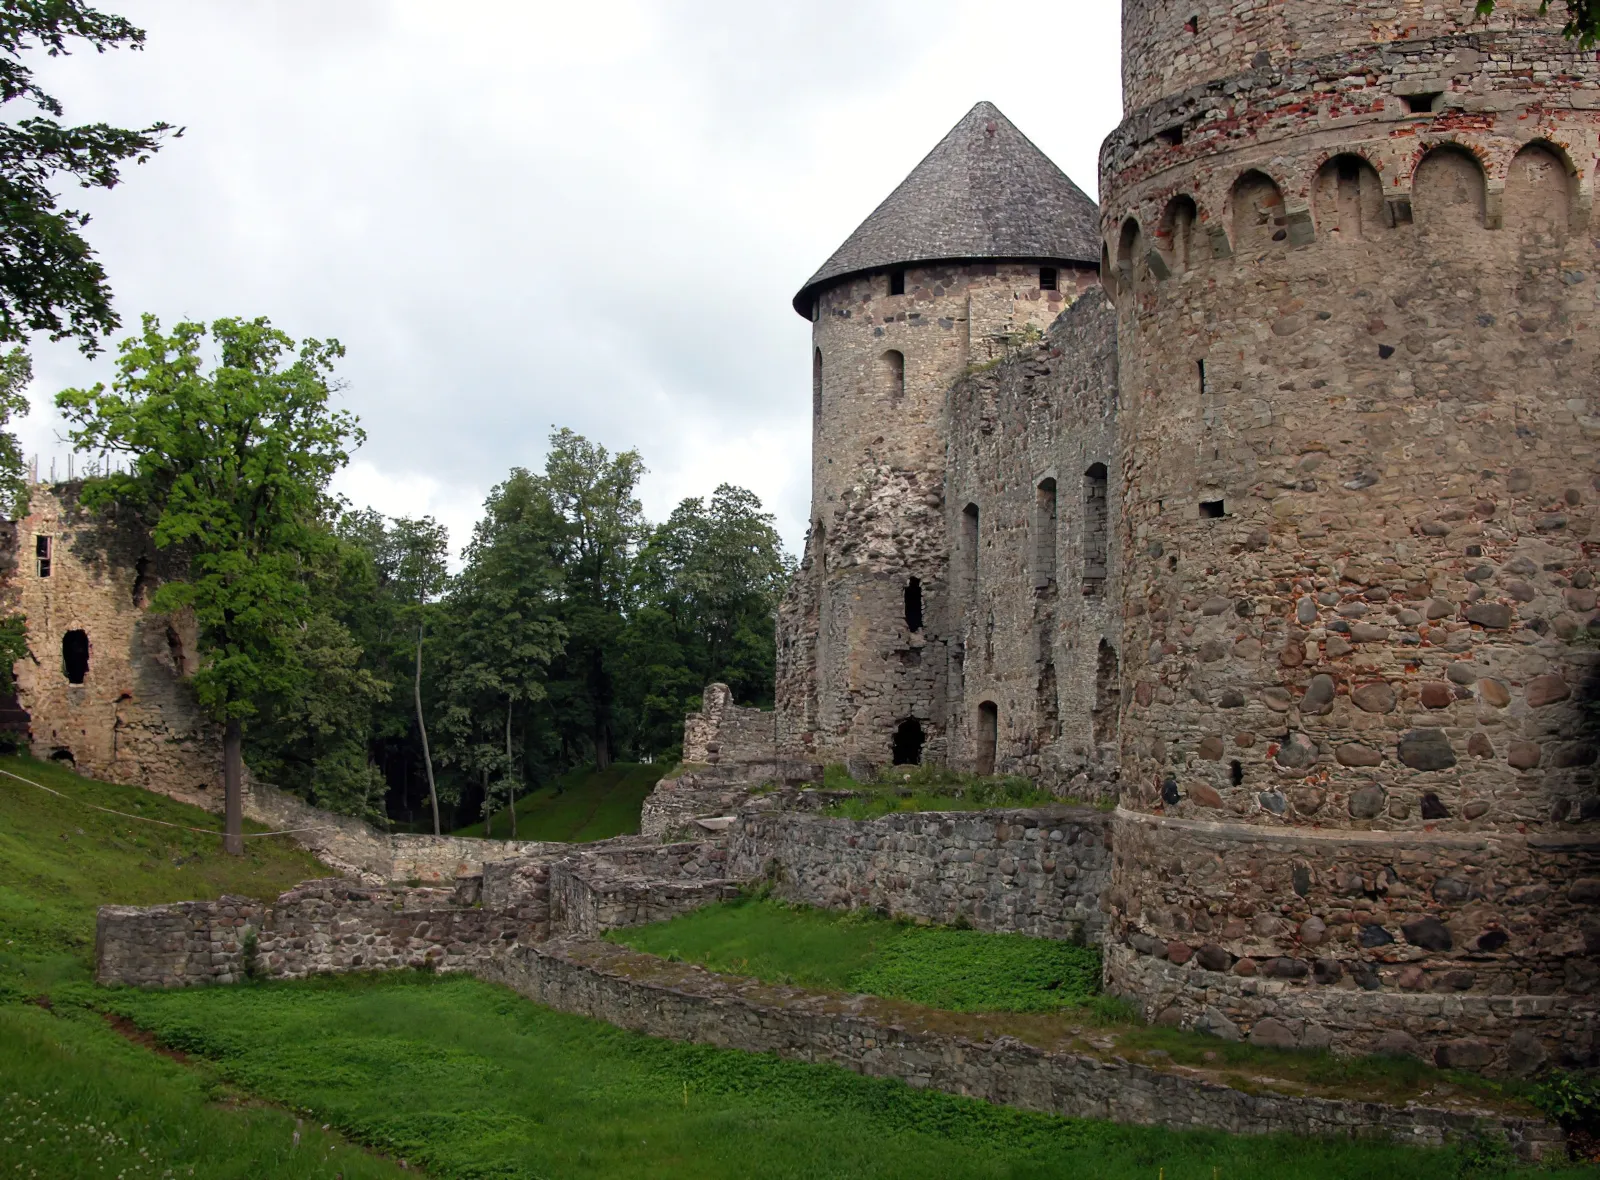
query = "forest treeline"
xmin=250 ymin=428 xmax=791 ymax=830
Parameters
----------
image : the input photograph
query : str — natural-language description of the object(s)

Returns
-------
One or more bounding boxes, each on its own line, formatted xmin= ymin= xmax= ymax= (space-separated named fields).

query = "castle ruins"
xmin=7 ymin=0 xmax=1597 ymax=1101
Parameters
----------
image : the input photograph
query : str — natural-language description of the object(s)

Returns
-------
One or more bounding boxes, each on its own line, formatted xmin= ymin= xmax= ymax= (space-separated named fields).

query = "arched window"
xmin=62 ymin=630 xmax=89 ymax=685
xmin=1083 ymin=464 xmax=1108 ymax=594
xmin=812 ymin=348 xmax=823 ymax=421
xmin=961 ymin=503 xmax=980 ymax=592
xmin=1313 ymin=154 xmax=1382 ymax=242
xmin=1034 ymin=478 xmax=1057 ymax=588
xmin=975 ymin=701 xmax=998 ymax=776
xmin=892 ymin=718 xmax=925 ymax=766
xmin=880 ymin=349 xmax=905 ymax=401
xmin=1117 ymin=218 xmax=1143 ymax=286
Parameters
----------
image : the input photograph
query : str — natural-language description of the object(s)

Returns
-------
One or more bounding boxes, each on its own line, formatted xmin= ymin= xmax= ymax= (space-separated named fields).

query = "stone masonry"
xmin=1101 ymin=0 xmax=1600 ymax=1072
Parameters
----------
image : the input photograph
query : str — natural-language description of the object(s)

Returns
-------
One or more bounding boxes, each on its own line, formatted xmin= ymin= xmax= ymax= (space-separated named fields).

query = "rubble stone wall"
xmin=482 ymin=938 xmax=1562 ymax=1160
xmin=945 ymin=292 xmax=1121 ymax=794
xmin=95 ymin=879 xmax=518 ymax=988
xmin=1102 ymin=10 xmax=1600 ymax=1072
xmin=729 ymin=805 xmax=1110 ymax=941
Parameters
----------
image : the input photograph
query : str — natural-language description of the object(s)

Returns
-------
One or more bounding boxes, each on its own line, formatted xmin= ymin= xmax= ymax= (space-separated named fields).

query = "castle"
xmin=741 ymin=0 xmax=1599 ymax=1070
xmin=14 ymin=0 xmax=1600 ymax=1079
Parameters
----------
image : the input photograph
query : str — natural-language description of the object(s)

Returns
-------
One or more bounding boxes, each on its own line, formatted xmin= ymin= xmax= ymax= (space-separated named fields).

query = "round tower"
xmin=1102 ymin=0 xmax=1600 ymax=1072
xmin=780 ymin=102 xmax=1100 ymax=775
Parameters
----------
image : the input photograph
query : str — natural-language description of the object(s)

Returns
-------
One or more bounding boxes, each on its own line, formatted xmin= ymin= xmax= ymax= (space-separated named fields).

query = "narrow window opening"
xmin=1083 ymin=464 xmax=1108 ymax=594
xmin=131 ymin=555 xmax=150 ymax=606
xmin=961 ymin=503 xmax=980 ymax=593
xmin=889 ymin=269 xmax=906 ymax=296
xmin=1401 ymin=91 xmax=1442 ymax=115
xmin=62 ymin=630 xmax=89 ymax=685
xmin=1034 ymin=478 xmax=1057 ymax=588
xmin=881 ymin=349 xmax=905 ymax=401
xmin=892 ymin=718 xmax=925 ymax=766
xmin=1157 ymin=125 xmax=1184 ymax=147
xmin=1230 ymin=759 xmax=1244 ymax=786
xmin=904 ymin=577 xmax=923 ymax=632
xmin=1197 ymin=358 xmax=1207 ymax=396
xmin=35 ymin=535 xmax=51 ymax=578
xmin=1092 ymin=640 xmax=1119 ymax=748
xmin=1184 ymin=13 xmax=1199 ymax=33
xmin=975 ymin=702 xmax=998 ymax=776
xmin=812 ymin=348 xmax=823 ymax=421
xmin=1200 ymin=500 xmax=1226 ymax=519
xmin=1038 ymin=266 xmax=1058 ymax=291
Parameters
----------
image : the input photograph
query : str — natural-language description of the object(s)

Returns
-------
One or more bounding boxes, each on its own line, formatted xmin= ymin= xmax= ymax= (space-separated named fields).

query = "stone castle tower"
xmin=1101 ymin=0 xmax=1600 ymax=1068
xmin=778 ymin=102 xmax=1102 ymax=775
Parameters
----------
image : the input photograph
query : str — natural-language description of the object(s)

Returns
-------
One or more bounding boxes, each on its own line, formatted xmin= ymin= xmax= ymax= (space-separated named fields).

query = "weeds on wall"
xmin=819 ymin=762 xmax=1064 ymax=818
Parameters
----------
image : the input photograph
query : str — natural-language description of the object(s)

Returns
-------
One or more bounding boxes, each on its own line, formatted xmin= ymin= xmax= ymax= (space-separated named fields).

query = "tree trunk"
xmin=414 ymin=618 xmax=440 ymax=836
xmin=505 ymin=697 xmax=517 ymax=839
xmin=223 ymin=717 xmax=244 ymax=856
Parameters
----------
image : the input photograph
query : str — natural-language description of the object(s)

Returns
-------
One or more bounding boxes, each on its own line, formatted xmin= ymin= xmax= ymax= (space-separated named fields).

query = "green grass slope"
xmin=458 ymin=762 xmax=665 ymax=842
xmin=98 ymin=970 xmax=1560 ymax=1180
xmin=0 ymin=754 xmax=329 ymax=981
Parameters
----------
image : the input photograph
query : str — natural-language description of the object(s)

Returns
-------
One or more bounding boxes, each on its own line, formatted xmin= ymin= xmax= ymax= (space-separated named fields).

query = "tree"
xmin=540 ymin=429 xmax=645 ymax=770
xmin=1475 ymin=0 xmax=1598 ymax=43
xmin=57 ymin=314 xmax=361 ymax=853
xmin=0 ymin=346 xmax=31 ymax=518
xmin=1 ymin=2 xmax=178 ymax=351
xmin=435 ymin=468 xmax=564 ymax=836
xmin=622 ymin=484 xmax=789 ymax=757
xmin=383 ymin=516 xmax=449 ymax=834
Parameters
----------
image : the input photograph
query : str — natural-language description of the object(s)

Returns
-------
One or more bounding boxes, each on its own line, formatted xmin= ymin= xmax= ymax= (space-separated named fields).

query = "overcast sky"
xmin=22 ymin=1 xmax=1122 ymax=560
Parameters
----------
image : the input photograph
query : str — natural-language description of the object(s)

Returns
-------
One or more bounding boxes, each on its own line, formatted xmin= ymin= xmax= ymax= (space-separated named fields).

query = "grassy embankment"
xmin=455 ymin=761 xmax=666 ymax=841
xmin=815 ymin=762 xmax=1085 ymax=819
xmin=0 ymin=755 xmax=1584 ymax=1178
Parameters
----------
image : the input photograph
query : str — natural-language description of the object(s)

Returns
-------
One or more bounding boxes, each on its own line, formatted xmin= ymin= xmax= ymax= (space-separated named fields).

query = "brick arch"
xmin=1311 ymin=153 xmax=1385 ymax=243
xmin=1227 ymin=168 xmax=1287 ymax=254
xmin=1505 ymin=139 xmax=1577 ymax=239
xmin=1411 ymin=142 xmax=1489 ymax=232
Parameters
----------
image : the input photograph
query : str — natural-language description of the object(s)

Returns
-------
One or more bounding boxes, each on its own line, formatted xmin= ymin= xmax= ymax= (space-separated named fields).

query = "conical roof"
xmin=792 ymin=102 xmax=1100 ymax=316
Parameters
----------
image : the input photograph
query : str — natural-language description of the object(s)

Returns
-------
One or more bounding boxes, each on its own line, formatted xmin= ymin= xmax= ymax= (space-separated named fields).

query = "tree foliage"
xmin=57 ymin=314 xmax=362 ymax=848
xmin=1477 ymin=0 xmax=1599 ymax=46
xmin=1 ymin=2 xmax=178 ymax=351
xmin=0 ymin=346 xmax=32 ymax=519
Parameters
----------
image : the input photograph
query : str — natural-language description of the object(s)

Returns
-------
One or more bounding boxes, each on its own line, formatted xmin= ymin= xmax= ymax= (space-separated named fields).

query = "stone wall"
xmin=95 ymin=878 xmax=519 ymax=988
xmin=729 ymin=804 xmax=1110 ymax=942
xmin=547 ymin=841 xmax=744 ymax=940
xmin=481 ymin=937 xmax=1563 ymax=1161
xmin=945 ymin=292 xmax=1121 ymax=794
xmin=1102 ymin=5 xmax=1600 ymax=1071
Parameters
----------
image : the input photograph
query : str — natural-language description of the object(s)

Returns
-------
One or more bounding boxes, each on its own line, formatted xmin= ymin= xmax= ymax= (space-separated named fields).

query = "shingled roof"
xmin=792 ymin=101 xmax=1101 ymax=317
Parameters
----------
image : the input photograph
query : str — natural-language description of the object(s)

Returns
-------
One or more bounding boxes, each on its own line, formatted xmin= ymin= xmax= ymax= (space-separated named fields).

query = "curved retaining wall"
xmin=481 ymin=937 xmax=1563 ymax=1160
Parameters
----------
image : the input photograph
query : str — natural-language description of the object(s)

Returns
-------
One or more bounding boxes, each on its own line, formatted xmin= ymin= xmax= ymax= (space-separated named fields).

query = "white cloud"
xmin=17 ymin=1 xmax=1122 ymax=556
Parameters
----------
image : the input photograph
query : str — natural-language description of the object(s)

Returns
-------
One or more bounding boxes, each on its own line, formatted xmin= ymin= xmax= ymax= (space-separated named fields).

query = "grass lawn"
xmin=457 ymin=762 xmax=665 ymax=841
xmin=90 ymin=969 xmax=1566 ymax=1180
xmin=609 ymin=897 xmax=1102 ymax=1013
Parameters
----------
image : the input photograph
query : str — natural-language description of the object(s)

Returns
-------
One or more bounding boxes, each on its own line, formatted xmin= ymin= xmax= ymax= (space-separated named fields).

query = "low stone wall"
xmin=480 ymin=938 xmax=1563 ymax=1161
xmin=641 ymin=762 xmax=822 ymax=839
xmin=95 ymin=879 xmax=519 ymax=988
xmin=729 ymin=805 xmax=1111 ymax=942
xmin=549 ymin=841 xmax=746 ymax=940
xmin=1106 ymin=809 xmax=1600 ymax=1074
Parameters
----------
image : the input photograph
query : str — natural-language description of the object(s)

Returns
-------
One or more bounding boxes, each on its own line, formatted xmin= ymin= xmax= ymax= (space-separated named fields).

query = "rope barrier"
xmin=0 ymin=766 xmax=337 ymax=840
